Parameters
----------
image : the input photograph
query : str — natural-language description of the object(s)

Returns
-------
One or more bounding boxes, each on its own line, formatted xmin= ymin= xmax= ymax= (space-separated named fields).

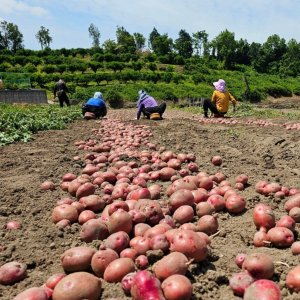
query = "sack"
xmin=150 ymin=112 xmax=161 ymax=120
xmin=57 ymin=90 xmax=65 ymax=97
xmin=84 ymin=111 xmax=96 ymax=120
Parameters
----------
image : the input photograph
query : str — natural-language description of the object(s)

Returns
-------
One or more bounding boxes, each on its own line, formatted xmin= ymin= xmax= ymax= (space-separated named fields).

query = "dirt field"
xmin=1 ymin=107 xmax=300 ymax=300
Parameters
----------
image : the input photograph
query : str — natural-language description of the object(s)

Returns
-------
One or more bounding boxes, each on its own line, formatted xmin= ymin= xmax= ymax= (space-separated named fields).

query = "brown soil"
xmin=1 ymin=108 xmax=300 ymax=300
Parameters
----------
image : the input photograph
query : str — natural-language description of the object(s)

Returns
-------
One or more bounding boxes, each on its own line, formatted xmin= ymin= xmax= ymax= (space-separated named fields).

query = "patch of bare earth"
xmin=1 ymin=108 xmax=300 ymax=299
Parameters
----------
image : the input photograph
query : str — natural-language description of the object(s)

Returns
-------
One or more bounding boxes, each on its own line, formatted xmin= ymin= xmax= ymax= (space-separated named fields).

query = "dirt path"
xmin=1 ymin=108 xmax=300 ymax=299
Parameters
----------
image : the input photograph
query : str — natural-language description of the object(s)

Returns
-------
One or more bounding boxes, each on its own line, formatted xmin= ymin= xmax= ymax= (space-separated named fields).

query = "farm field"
xmin=1 ymin=106 xmax=300 ymax=299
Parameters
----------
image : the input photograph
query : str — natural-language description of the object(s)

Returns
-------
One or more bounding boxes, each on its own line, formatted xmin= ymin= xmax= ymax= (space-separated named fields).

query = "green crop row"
xmin=0 ymin=104 xmax=82 ymax=145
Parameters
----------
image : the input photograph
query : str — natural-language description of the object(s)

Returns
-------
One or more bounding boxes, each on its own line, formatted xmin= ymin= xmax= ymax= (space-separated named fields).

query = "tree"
xmin=235 ymin=39 xmax=251 ymax=65
xmin=152 ymin=34 xmax=173 ymax=56
xmin=115 ymin=26 xmax=136 ymax=53
xmin=103 ymin=39 xmax=118 ymax=54
xmin=88 ymin=23 xmax=100 ymax=48
xmin=211 ymin=29 xmax=237 ymax=69
xmin=133 ymin=32 xmax=146 ymax=51
xmin=35 ymin=26 xmax=52 ymax=50
xmin=174 ymin=29 xmax=193 ymax=58
xmin=253 ymin=34 xmax=287 ymax=73
xmin=279 ymin=39 xmax=300 ymax=77
xmin=148 ymin=27 xmax=160 ymax=50
xmin=0 ymin=20 xmax=24 ymax=51
xmin=192 ymin=30 xmax=208 ymax=56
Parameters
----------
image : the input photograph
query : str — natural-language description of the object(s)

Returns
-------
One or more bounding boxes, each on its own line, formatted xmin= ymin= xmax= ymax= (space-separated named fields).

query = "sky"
xmin=0 ymin=0 xmax=299 ymax=50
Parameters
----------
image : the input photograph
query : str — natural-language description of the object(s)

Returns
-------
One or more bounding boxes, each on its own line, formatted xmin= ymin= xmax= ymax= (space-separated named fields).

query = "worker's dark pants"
xmin=82 ymin=104 xmax=107 ymax=118
xmin=58 ymin=95 xmax=70 ymax=107
xmin=203 ymin=99 xmax=226 ymax=117
xmin=142 ymin=102 xmax=167 ymax=119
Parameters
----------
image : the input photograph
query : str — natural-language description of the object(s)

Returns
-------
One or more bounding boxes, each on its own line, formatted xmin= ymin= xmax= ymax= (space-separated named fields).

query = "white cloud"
xmin=0 ymin=0 xmax=48 ymax=16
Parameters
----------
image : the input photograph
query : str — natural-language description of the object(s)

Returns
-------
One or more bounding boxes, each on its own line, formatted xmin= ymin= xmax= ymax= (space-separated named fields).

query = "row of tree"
xmin=1 ymin=20 xmax=300 ymax=77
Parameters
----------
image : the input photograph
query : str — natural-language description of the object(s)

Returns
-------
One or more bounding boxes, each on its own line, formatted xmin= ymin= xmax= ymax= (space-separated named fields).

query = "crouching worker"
xmin=82 ymin=92 xmax=107 ymax=119
xmin=136 ymin=90 xmax=166 ymax=120
xmin=203 ymin=79 xmax=237 ymax=118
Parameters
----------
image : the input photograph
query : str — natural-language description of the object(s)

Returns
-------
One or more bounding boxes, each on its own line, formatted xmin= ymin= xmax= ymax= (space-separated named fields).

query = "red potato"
xmin=82 ymin=164 xmax=99 ymax=175
xmin=191 ymin=189 xmax=208 ymax=203
xmin=107 ymin=209 xmax=133 ymax=234
xmin=133 ymin=223 xmax=151 ymax=237
xmin=284 ymin=194 xmax=300 ymax=212
xmin=127 ymin=188 xmax=151 ymax=201
xmin=180 ymin=222 xmax=197 ymax=231
xmin=122 ymin=272 xmax=137 ymax=294
xmin=167 ymin=158 xmax=181 ymax=170
xmin=130 ymin=236 xmax=151 ymax=255
xmin=168 ymin=189 xmax=194 ymax=212
xmin=67 ymin=179 xmax=82 ymax=196
xmin=80 ymin=219 xmax=109 ymax=243
xmin=52 ymin=204 xmax=78 ymax=224
xmin=169 ymin=229 xmax=208 ymax=262
xmin=135 ymin=255 xmax=149 ymax=269
xmin=207 ymin=194 xmax=225 ymax=211
xmin=45 ymin=273 xmax=66 ymax=289
xmin=288 ymin=207 xmax=300 ymax=222
xmin=286 ymin=265 xmax=300 ymax=292
xmin=129 ymin=209 xmax=147 ymax=224
xmin=267 ymin=227 xmax=294 ymax=248
xmin=196 ymin=201 xmax=215 ymax=217
xmin=276 ymin=215 xmax=295 ymax=231
xmin=243 ymin=279 xmax=281 ymax=300
xmin=0 ymin=261 xmax=27 ymax=285
xmin=253 ymin=230 xmax=270 ymax=247
xmin=226 ymin=194 xmax=246 ymax=213
xmin=71 ymin=201 xmax=85 ymax=214
xmin=252 ymin=203 xmax=275 ymax=231
xmin=229 ymin=272 xmax=254 ymax=296
xmin=108 ymin=200 xmax=129 ymax=215
xmin=120 ymin=248 xmax=138 ymax=260
xmin=52 ymin=272 xmax=101 ymax=300
xmin=91 ymin=249 xmax=119 ymax=277
xmin=172 ymin=205 xmax=194 ymax=224
xmin=150 ymin=233 xmax=170 ymax=252
xmin=103 ymin=257 xmax=135 ymax=283
xmin=166 ymin=179 xmax=197 ymax=196
xmin=197 ymin=215 xmax=219 ymax=235
xmin=242 ymin=253 xmax=274 ymax=280
xmin=104 ymin=231 xmax=130 ymax=253
xmin=130 ymin=270 xmax=165 ymax=300
xmin=235 ymin=253 xmax=247 ymax=268
xmin=211 ymin=155 xmax=222 ymax=166
xmin=144 ymin=224 xmax=171 ymax=239
xmin=235 ymin=174 xmax=249 ymax=185
xmin=40 ymin=180 xmax=56 ymax=191
xmin=61 ymin=246 xmax=96 ymax=272
xmin=62 ymin=172 xmax=77 ymax=182
xmin=153 ymin=252 xmax=189 ymax=281
xmin=76 ymin=182 xmax=96 ymax=199
xmin=78 ymin=209 xmax=96 ymax=224
xmin=55 ymin=219 xmax=71 ymax=229
xmin=148 ymin=184 xmax=161 ymax=200
xmin=161 ymin=274 xmax=192 ymax=300
xmin=6 ymin=220 xmax=21 ymax=230
xmin=291 ymin=241 xmax=300 ymax=255
xmin=79 ymin=195 xmax=105 ymax=212
xmin=199 ymin=177 xmax=214 ymax=191
xmin=134 ymin=199 xmax=164 ymax=225
xmin=13 ymin=287 xmax=48 ymax=300
xmin=235 ymin=182 xmax=245 ymax=191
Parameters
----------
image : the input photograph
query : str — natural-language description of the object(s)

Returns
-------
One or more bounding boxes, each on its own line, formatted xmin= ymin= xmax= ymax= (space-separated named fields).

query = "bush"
xmin=105 ymin=87 xmax=124 ymax=109
xmin=242 ymin=90 xmax=263 ymax=103
xmin=264 ymin=85 xmax=292 ymax=98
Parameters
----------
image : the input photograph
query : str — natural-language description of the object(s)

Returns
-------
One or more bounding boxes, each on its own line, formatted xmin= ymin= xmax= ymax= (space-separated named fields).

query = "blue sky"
xmin=0 ymin=0 xmax=299 ymax=50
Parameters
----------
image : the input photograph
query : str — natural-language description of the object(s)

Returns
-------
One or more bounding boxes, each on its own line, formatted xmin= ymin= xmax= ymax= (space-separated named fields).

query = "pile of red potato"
xmin=194 ymin=116 xmax=300 ymax=130
xmin=2 ymin=118 xmax=300 ymax=300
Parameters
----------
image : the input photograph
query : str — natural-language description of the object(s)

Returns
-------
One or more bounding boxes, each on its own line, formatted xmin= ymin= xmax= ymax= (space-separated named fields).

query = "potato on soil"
xmin=52 ymin=272 xmax=102 ymax=300
xmin=103 ymin=257 xmax=135 ymax=282
xmin=0 ymin=261 xmax=27 ymax=285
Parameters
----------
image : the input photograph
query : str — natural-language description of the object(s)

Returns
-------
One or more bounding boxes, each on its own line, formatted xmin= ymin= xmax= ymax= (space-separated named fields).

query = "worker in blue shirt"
xmin=82 ymin=92 xmax=107 ymax=118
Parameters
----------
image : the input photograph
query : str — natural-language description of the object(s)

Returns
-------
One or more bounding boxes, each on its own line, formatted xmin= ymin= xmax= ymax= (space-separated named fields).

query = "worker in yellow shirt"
xmin=203 ymin=79 xmax=237 ymax=118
